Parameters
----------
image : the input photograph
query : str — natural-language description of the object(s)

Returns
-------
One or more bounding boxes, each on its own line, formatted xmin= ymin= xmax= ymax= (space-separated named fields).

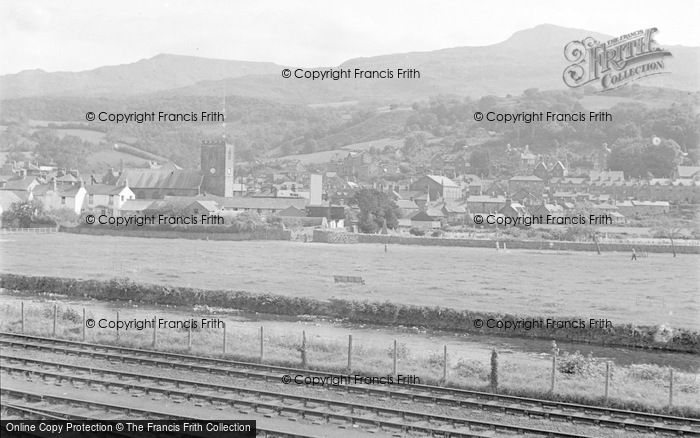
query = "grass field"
xmin=1 ymin=233 xmax=698 ymax=329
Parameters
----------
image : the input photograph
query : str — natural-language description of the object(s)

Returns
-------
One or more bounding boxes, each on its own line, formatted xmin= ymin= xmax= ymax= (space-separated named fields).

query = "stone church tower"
xmin=201 ymin=140 xmax=234 ymax=197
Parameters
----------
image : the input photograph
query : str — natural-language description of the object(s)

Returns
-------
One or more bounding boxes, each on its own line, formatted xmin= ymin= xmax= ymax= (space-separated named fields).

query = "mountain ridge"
xmin=2 ymin=24 xmax=697 ymax=101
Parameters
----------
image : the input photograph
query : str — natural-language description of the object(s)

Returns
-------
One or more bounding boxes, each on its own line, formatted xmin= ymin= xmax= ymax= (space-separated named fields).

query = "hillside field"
xmin=1 ymin=233 xmax=697 ymax=329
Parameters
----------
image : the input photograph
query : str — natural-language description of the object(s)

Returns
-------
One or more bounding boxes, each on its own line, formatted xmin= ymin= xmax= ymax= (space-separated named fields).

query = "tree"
xmin=2 ymin=201 xmax=44 ymax=228
xmin=469 ymin=148 xmax=491 ymax=177
xmin=349 ymin=189 xmax=400 ymax=233
xmin=608 ymin=137 xmax=681 ymax=178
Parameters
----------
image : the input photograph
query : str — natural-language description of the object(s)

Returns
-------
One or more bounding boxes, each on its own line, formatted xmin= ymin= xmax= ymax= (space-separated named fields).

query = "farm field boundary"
xmin=313 ymin=230 xmax=700 ymax=254
xmin=62 ymin=226 xmax=291 ymax=241
xmin=2 ymin=274 xmax=698 ymax=353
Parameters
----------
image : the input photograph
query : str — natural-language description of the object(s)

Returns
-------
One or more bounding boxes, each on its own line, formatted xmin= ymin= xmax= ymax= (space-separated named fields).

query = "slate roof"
xmin=1 ymin=176 xmax=37 ymax=191
xmin=116 ymin=169 xmax=203 ymax=190
xmin=84 ymin=184 xmax=126 ymax=195
xmin=426 ymin=175 xmax=459 ymax=187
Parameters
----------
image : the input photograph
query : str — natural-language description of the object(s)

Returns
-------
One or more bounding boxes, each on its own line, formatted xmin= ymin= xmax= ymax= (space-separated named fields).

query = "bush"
xmin=431 ymin=230 xmax=444 ymax=238
xmin=409 ymin=227 xmax=425 ymax=236
xmin=557 ymin=350 xmax=591 ymax=374
xmin=626 ymin=364 xmax=667 ymax=381
xmin=453 ymin=358 xmax=489 ymax=381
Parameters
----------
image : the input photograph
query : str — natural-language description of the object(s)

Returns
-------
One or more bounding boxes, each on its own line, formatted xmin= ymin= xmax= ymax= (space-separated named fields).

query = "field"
xmin=1 ymin=233 xmax=698 ymax=329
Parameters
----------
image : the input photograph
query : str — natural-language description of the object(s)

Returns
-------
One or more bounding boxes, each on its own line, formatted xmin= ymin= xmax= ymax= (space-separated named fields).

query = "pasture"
xmin=1 ymin=233 xmax=698 ymax=329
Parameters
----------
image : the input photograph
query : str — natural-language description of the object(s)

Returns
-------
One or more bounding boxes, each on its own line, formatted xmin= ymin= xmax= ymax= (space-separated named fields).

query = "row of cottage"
xmin=0 ymin=170 xmax=682 ymax=230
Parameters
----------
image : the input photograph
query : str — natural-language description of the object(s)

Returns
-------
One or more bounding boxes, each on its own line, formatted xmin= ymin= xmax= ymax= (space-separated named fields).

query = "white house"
xmin=83 ymin=184 xmax=136 ymax=215
xmin=33 ymin=181 xmax=87 ymax=214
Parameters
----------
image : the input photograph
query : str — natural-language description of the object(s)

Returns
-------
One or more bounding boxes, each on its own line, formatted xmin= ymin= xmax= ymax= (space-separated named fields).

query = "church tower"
xmin=201 ymin=140 xmax=234 ymax=197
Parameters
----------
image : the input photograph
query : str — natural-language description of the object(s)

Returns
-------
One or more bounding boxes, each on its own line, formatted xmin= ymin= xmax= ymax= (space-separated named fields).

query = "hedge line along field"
xmin=2 ymin=274 xmax=698 ymax=352
xmin=1 ymin=233 xmax=698 ymax=329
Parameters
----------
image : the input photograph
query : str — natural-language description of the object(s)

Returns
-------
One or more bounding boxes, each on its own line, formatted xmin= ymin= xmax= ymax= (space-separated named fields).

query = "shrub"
xmin=626 ymin=364 xmax=667 ymax=381
xmin=409 ymin=227 xmax=425 ymax=236
xmin=453 ymin=358 xmax=489 ymax=381
xmin=557 ymin=351 xmax=589 ymax=374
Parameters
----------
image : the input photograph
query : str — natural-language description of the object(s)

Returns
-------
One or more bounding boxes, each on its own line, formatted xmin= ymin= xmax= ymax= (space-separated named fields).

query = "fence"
xmin=0 ymin=227 xmax=59 ymax=233
xmin=3 ymin=300 xmax=687 ymax=411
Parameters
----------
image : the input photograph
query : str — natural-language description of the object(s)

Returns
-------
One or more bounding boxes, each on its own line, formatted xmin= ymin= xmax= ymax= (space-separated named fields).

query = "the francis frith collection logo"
xmin=563 ymin=28 xmax=672 ymax=91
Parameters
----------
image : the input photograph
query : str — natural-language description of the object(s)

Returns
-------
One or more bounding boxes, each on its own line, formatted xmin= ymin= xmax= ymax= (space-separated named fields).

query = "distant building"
xmin=410 ymin=175 xmax=461 ymax=202
xmin=83 ymin=183 xmax=135 ymax=215
xmin=410 ymin=208 xmax=444 ymax=229
xmin=33 ymin=180 xmax=87 ymax=214
xmin=508 ymin=175 xmax=544 ymax=198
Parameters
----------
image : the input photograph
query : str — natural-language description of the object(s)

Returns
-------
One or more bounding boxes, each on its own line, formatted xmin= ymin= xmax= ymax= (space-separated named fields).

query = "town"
xmin=0 ymin=138 xmax=696 ymax=239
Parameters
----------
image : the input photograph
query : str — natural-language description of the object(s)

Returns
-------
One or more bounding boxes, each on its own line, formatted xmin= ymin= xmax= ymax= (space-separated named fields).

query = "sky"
xmin=1 ymin=0 xmax=698 ymax=75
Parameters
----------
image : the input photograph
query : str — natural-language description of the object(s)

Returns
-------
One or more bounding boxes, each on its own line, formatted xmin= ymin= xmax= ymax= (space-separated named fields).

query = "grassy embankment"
xmin=0 ymin=300 xmax=697 ymax=418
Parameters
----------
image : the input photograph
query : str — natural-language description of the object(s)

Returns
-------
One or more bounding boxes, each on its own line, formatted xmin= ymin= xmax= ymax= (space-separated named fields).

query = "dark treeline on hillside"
xmin=1 ymin=86 xmax=698 ymax=177
xmin=408 ymin=88 xmax=699 ymax=178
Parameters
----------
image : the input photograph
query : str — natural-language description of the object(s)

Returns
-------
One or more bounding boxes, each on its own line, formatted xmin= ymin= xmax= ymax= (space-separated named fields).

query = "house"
xmin=510 ymin=188 xmax=540 ymax=207
xmin=498 ymin=199 xmax=529 ymax=220
xmin=550 ymin=161 xmax=567 ymax=178
xmin=409 ymin=175 xmax=461 ymax=202
xmin=675 ymin=166 xmax=700 ymax=180
xmin=114 ymin=199 xmax=154 ymax=217
xmin=410 ymin=208 xmax=444 ymax=229
xmin=588 ymin=170 xmax=624 ymax=183
xmin=33 ymin=181 xmax=87 ymax=214
xmin=533 ymin=162 xmax=548 ymax=180
xmin=277 ymin=206 xmax=307 ymax=217
xmin=396 ymin=199 xmax=419 ymax=218
xmin=482 ymin=181 xmax=508 ymax=197
xmin=216 ymin=196 xmax=307 ymax=217
xmin=440 ymin=202 xmax=467 ymax=224
xmin=508 ymin=175 xmax=544 ymax=198
xmin=0 ymin=176 xmax=39 ymax=193
xmin=83 ymin=184 xmax=135 ymax=214
xmin=466 ymin=195 xmax=507 ymax=214
xmin=617 ymin=201 xmax=669 ymax=218
xmin=531 ymin=202 xmax=565 ymax=220
xmin=183 ymin=200 xmax=221 ymax=216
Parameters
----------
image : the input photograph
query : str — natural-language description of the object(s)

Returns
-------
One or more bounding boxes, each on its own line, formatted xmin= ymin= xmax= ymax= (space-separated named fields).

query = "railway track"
xmin=1 ymin=331 xmax=698 ymax=436
xmin=1 ymin=357 xmax=595 ymax=438
xmin=0 ymin=389 xmax=316 ymax=438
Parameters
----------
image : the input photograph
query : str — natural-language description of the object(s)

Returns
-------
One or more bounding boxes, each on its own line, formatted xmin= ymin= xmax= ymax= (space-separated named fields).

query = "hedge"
xmin=1 ymin=274 xmax=697 ymax=353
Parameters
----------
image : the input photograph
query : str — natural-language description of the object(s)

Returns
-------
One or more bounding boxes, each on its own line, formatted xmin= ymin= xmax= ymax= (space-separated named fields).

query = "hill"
xmin=0 ymin=54 xmax=284 ymax=99
xmin=2 ymin=25 xmax=698 ymax=103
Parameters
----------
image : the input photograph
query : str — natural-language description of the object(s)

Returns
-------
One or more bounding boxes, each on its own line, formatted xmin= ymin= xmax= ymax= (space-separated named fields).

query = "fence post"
xmin=347 ymin=334 xmax=353 ymax=372
xmin=20 ymin=302 xmax=24 ymax=334
xmin=442 ymin=345 xmax=448 ymax=385
xmin=53 ymin=304 xmax=57 ymax=337
xmin=392 ymin=339 xmax=397 ymax=375
xmin=669 ymin=369 xmax=674 ymax=407
xmin=152 ymin=317 xmax=157 ymax=348
xmin=299 ymin=330 xmax=307 ymax=368
xmin=550 ymin=341 xmax=559 ymax=393
xmin=222 ymin=323 xmax=227 ymax=354
xmin=604 ymin=362 xmax=610 ymax=401
xmin=116 ymin=311 xmax=120 ymax=342
xmin=82 ymin=308 xmax=86 ymax=342
xmin=187 ymin=320 xmax=192 ymax=351
xmin=260 ymin=326 xmax=264 ymax=362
